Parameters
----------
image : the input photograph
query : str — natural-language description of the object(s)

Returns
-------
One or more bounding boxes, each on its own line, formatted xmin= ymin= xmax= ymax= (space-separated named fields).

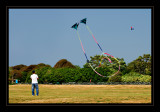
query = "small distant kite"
xmin=131 ymin=26 xmax=134 ymax=30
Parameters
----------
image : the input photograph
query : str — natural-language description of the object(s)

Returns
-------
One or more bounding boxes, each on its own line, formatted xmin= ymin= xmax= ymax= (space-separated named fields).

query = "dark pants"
xmin=32 ymin=83 xmax=39 ymax=96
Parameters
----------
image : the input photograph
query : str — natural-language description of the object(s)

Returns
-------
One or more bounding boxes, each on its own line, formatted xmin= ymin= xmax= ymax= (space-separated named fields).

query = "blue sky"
xmin=9 ymin=9 xmax=151 ymax=67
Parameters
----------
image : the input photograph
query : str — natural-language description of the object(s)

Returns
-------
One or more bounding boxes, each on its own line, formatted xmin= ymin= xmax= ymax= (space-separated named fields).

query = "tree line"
xmin=9 ymin=54 xmax=151 ymax=84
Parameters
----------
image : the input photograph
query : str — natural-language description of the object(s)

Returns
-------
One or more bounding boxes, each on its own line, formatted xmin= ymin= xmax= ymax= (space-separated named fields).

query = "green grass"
xmin=9 ymin=84 xmax=151 ymax=103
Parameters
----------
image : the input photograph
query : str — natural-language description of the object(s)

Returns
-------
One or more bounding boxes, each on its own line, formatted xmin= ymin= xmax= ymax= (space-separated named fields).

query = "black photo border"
xmin=1 ymin=0 xmax=159 ymax=111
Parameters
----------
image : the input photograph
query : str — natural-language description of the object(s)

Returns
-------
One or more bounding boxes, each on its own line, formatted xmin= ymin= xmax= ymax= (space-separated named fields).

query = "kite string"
xmin=86 ymin=25 xmax=113 ymax=64
xmin=77 ymin=30 xmax=106 ymax=77
xmin=76 ymin=30 xmax=89 ymax=61
xmin=77 ymin=31 xmax=85 ymax=53
xmin=104 ymin=52 xmax=121 ymax=75
xmin=86 ymin=25 xmax=103 ymax=52
xmin=86 ymin=25 xmax=121 ymax=75
xmin=89 ymin=63 xmax=106 ymax=77
xmin=74 ymin=19 xmax=121 ymax=77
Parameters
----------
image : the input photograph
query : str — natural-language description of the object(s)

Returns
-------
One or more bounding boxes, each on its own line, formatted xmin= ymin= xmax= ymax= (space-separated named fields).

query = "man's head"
xmin=32 ymin=70 xmax=35 ymax=74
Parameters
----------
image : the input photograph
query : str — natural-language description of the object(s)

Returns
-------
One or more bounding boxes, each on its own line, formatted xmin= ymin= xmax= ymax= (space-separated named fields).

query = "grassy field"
xmin=9 ymin=84 xmax=151 ymax=104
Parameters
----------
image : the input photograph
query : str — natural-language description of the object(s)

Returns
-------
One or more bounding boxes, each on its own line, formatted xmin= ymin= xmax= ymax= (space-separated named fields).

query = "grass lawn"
xmin=9 ymin=84 xmax=151 ymax=104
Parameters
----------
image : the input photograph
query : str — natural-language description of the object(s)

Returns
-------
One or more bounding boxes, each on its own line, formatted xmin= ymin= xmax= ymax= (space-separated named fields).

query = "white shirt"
xmin=30 ymin=74 xmax=38 ymax=84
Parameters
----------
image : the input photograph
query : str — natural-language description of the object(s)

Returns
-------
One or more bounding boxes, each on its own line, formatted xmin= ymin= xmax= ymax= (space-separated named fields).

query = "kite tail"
xmin=89 ymin=63 xmax=106 ymax=77
xmin=86 ymin=25 xmax=103 ymax=52
xmin=104 ymin=52 xmax=121 ymax=75
xmin=76 ymin=31 xmax=89 ymax=62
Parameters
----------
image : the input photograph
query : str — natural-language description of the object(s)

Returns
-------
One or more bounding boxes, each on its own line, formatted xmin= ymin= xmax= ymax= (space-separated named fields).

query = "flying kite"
xmin=80 ymin=18 xmax=87 ymax=24
xmin=71 ymin=23 xmax=79 ymax=30
xmin=71 ymin=18 xmax=121 ymax=77
xmin=131 ymin=26 xmax=134 ymax=30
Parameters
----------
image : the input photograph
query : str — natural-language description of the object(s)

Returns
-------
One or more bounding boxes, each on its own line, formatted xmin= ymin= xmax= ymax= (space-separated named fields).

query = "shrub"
xmin=107 ymin=72 xmax=122 ymax=82
xmin=121 ymin=72 xmax=151 ymax=83
xmin=138 ymin=75 xmax=151 ymax=82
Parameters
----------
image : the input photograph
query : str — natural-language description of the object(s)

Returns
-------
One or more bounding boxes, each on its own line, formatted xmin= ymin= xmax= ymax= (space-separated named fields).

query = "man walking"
xmin=30 ymin=70 xmax=39 ymax=96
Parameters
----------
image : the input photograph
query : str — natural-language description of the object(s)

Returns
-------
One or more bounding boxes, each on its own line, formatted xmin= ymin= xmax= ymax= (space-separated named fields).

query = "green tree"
xmin=12 ymin=64 xmax=27 ymax=70
xmin=127 ymin=54 xmax=151 ymax=75
xmin=23 ymin=65 xmax=37 ymax=72
xmin=89 ymin=55 xmax=126 ymax=73
xmin=53 ymin=59 xmax=75 ymax=68
xmin=21 ymin=72 xmax=28 ymax=83
xmin=108 ymin=72 xmax=122 ymax=82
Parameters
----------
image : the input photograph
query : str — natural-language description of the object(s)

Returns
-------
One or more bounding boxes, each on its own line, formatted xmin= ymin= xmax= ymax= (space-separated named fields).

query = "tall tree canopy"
xmin=53 ymin=59 xmax=75 ymax=68
xmin=127 ymin=54 xmax=151 ymax=75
